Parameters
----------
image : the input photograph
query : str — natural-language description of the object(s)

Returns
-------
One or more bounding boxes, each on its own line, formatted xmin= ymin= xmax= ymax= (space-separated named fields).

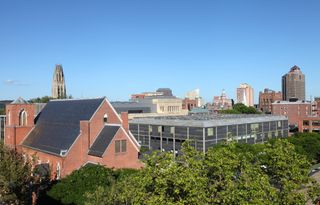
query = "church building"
xmin=5 ymin=97 xmax=142 ymax=178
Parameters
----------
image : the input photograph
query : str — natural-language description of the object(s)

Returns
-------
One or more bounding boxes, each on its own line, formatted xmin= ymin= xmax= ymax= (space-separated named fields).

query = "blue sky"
xmin=0 ymin=0 xmax=319 ymax=103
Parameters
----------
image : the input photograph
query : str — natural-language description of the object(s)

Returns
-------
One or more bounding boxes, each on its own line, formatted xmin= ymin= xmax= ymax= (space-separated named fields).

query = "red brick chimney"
xmin=121 ymin=112 xmax=129 ymax=132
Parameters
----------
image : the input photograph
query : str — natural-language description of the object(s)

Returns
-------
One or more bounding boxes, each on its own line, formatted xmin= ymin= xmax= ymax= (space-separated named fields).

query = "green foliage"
xmin=48 ymin=165 xmax=116 ymax=205
xmin=0 ymin=108 xmax=5 ymax=115
xmin=287 ymin=132 xmax=320 ymax=164
xmin=51 ymin=139 xmax=320 ymax=205
xmin=29 ymin=96 xmax=53 ymax=103
xmin=219 ymin=103 xmax=261 ymax=114
xmin=0 ymin=142 xmax=33 ymax=204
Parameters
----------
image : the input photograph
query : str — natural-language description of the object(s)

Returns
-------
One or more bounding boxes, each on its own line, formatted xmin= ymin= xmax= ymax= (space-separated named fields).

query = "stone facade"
xmin=52 ymin=64 xmax=67 ymax=99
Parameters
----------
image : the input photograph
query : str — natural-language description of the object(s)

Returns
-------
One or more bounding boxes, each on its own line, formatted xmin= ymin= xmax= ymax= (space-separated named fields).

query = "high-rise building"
xmin=237 ymin=83 xmax=254 ymax=107
xmin=282 ymin=65 xmax=305 ymax=101
xmin=258 ymin=88 xmax=282 ymax=113
xmin=52 ymin=64 xmax=67 ymax=99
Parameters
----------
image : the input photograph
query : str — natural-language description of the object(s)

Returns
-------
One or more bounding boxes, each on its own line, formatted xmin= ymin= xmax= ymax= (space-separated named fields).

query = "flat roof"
xmin=129 ymin=114 xmax=288 ymax=127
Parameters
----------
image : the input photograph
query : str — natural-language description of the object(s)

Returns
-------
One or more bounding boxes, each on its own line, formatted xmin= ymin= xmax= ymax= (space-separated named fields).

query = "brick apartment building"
xmin=272 ymin=100 xmax=311 ymax=128
xmin=259 ymin=89 xmax=282 ymax=113
xmin=5 ymin=97 xmax=142 ymax=178
xmin=298 ymin=116 xmax=320 ymax=133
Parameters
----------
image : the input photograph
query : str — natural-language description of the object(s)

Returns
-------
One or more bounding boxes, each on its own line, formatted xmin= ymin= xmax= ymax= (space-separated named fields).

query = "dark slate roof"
xmin=111 ymin=101 xmax=151 ymax=114
xmin=88 ymin=125 xmax=120 ymax=157
xmin=22 ymin=98 xmax=105 ymax=156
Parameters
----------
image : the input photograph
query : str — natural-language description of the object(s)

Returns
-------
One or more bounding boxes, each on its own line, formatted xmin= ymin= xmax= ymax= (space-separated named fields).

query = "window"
xmin=103 ymin=114 xmax=108 ymax=123
xmin=170 ymin=127 xmax=175 ymax=134
xmin=115 ymin=140 xmax=121 ymax=153
xmin=19 ymin=110 xmax=27 ymax=126
xmin=115 ymin=140 xmax=127 ymax=153
xmin=207 ymin=128 xmax=214 ymax=136
xmin=56 ymin=162 xmax=61 ymax=180
xmin=277 ymin=121 xmax=282 ymax=128
xmin=303 ymin=120 xmax=309 ymax=126
xmin=312 ymin=121 xmax=320 ymax=126
xmin=121 ymin=140 xmax=127 ymax=152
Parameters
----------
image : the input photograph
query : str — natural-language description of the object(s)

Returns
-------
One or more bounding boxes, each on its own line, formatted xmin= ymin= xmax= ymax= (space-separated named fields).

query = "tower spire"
xmin=52 ymin=64 xmax=67 ymax=99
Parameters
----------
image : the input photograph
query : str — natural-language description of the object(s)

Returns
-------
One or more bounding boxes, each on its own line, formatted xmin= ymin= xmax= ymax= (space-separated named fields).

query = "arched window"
xmin=19 ymin=110 xmax=27 ymax=126
xmin=56 ymin=162 xmax=61 ymax=180
xmin=57 ymin=86 xmax=61 ymax=97
xmin=103 ymin=114 xmax=108 ymax=123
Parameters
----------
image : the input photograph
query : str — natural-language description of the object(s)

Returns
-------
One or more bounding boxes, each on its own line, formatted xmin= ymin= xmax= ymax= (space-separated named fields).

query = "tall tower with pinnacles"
xmin=52 ymin=64 xmax=67 ymax=99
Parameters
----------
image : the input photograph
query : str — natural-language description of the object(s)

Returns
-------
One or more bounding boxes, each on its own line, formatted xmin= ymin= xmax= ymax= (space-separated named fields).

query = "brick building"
xmin=298 ymin=116 xmax=320 ymax=133
xmin=5 ymin=97 xmax=142 ymax=178
xmin=258 ymin=89 xmax=282 ymax=113
xmin=299 ymin=116 xmax=320 ymax=133
xmin=182 ymin=98 xmax=198 ymax=111
xmin=213 ymin=89 xmax=233 ymax=112
xmin=315 ymin=97 xmax=320 ymax=116
xmin=272 ymin=100 xmax=311 ymax=128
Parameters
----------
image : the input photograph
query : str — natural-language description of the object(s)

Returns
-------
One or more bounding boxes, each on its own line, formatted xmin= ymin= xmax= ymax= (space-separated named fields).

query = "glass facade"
xmin=129 ymin=119 xmax=289 ymax=153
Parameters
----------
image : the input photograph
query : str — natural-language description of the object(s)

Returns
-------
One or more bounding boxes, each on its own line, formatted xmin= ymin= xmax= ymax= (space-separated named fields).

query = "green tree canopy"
xmin=0 ymin=142 xmax=33 ymax=204
xmin=287 ymin=132 xmax=320 ymax=164
xmin=219 ymin=103 xmax=261 ymax=114
xmin=48 ymin=165 xmax=116 ymax=205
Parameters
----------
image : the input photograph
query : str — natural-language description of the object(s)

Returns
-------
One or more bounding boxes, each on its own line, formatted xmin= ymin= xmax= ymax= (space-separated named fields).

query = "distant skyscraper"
xmin=52 ymin=64 xmax=67 ymax=99
xmin=282 ymin=65 xmax=305 ymax=101
xmin=237 ymin=83 xmax=254 ymax=107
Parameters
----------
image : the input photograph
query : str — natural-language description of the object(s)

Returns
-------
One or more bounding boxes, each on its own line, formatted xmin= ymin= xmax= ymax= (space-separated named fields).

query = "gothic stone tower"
xmin=52 ymin=64 xmax=67 ymax=99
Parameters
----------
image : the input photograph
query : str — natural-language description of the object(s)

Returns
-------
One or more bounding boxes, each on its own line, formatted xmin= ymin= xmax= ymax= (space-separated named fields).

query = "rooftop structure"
xmin=129 ymin=114 xmax=288 ymax=153
xmin=111 ymin=101 xmax=152 ymax=114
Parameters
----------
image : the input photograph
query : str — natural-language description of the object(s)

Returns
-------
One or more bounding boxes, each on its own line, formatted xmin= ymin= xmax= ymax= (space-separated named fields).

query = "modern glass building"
xmin=129 ymin=114 xmax=289 ymax=153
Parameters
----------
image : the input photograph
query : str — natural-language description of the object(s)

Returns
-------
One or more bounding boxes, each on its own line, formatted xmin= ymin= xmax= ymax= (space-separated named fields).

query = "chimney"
xmin=121 ymin=112 xmax=129 ymax=132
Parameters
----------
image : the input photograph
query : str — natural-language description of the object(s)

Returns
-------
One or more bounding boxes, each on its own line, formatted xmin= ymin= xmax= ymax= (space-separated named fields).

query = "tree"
xmin=257 ymin=140 xmax=311 ymax=204
xmin=205 ymin=143 xmax=277 ymax=204
xmin=0 ymin=108 xmax=5 ymax=115
xmin=48 ymin=165 xmax=116 ymax=205
xmin=0 ymin=142 xmax=33 ymax=204
xmin=219 ymin=103 xmax=260 ymax=114
xmin=29 ymin=96 xmax=53 ymax=103
xmin=287 ymin=132 xmax=320 ymax=164
xmin=120 ymin=144 xmax=208 ymax=205
xmin=84 ymin=169 xmax=139 ymax=205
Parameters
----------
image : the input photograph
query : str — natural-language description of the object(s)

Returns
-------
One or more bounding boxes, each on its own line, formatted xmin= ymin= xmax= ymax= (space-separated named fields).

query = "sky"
xmin=0 ymin=0 xmax=319 ymax=103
